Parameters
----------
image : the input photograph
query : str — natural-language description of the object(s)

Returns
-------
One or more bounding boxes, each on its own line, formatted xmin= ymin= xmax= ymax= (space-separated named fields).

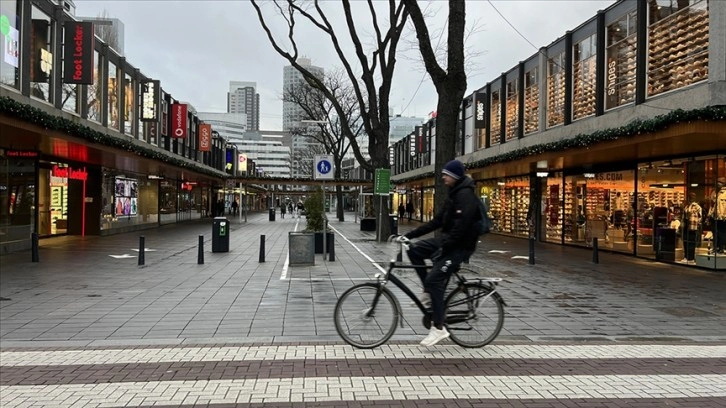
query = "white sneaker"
xmin=420 ymin=326 xmax=450 ymax=346
xmin=678 ymin=258 xmax=689 ymax=264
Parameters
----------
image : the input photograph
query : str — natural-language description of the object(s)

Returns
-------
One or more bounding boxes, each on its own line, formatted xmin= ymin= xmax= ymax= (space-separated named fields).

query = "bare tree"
xmin=403 ymin=0 xmax=467 ymax=214
xmin=251 ymin=0 xmax=409 ymax=239
xmin=284 ymin=69 xmax=363 ymax=221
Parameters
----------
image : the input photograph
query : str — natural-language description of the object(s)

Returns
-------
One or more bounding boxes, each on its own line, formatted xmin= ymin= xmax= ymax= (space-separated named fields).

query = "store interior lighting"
xmin=536 ymin=171 xmax=549 ymax=177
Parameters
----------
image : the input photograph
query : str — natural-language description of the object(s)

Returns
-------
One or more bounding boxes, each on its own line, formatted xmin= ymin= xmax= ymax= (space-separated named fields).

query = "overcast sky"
xmin=74 ymin=0 xmax=615 ymax=131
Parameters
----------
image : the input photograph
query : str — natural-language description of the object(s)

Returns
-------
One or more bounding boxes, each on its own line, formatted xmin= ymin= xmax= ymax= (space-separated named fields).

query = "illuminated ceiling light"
xmin=536 ymin=171 xmax=549 ymax=178
xmin=691 ymin=183 xmax=698 ymax=187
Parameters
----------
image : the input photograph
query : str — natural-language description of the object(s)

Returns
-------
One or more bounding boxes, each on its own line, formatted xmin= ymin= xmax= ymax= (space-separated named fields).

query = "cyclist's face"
xmin=442 ymin=174 xmax=456 ymax=187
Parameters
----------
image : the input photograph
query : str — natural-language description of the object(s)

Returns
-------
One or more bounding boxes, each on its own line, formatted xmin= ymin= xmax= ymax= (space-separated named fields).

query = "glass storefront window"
xmin=647 ymin=0 xmax=708 ymax=97
xmin=101 ymin=170 xmax=157 ymax=231
xmin=505 ymin=78 xmax=518 ymax=141
xmin=87 ymin=50 xmax=102 ymax=122
xmin=160 ymin=180 xmax=178 ymax=225
xmin=108 ymin=61 xmax=119 ymax=129
xmin=30 ymin=6 xmax=54 ymax=103
xmin=61 ymin=84 xmax=80 ymax=115
xmin=605 ymin=11 xmax=637 ymax=110
xmin=0 ymin=157 xmax=36 ymax=246
xmin=0 ymin=1 xmax=21 ymax=89
xmin=543 ymin=173 xmax=563 ymax=243
xmin=124 ymin=73 xmax=134 ymax=135
xmin=485 ymin=176 xmax=530 ymax=237
xmin=524 ymin=68 xmax=539 ymax=135
xmin=489 ymin=90 xmax=501 ymax=146
xmin=546 ymin=52 xmax=565 ymax=128
xmin=573 ymin=34 xmax=596 ymax=120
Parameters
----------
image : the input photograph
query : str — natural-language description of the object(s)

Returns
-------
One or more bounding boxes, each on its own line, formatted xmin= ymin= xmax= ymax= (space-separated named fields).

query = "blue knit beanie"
xmin=442 ymin=160 xmax=465 ymax=180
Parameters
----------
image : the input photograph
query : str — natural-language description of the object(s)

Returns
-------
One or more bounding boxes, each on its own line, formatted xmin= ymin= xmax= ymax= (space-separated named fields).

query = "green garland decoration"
xmin=0 ymin=96 xmax=227 ymax=179
xmin=393 ymin=105 xmax=726 ymax=183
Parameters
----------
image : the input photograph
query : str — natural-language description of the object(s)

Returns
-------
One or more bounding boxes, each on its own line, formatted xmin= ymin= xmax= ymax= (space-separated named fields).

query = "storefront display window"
xmin=124 ymin=73 xmax=134 ymax=135
xmin=647 ymin=0 xmax=708 ymax=97
xmin=486 ymin=176 xmax=530 ymax=237
xmin=423 ymin=187 xmax=434 ymax=222
xmin=101 ymin=170 xmax=157 ymax=231
xmin=546 ymin=52 xmax=565 ymax=128
xmin=505 ymin=78 xmax=518 ymax=140
xmin=108 ymin=61 xmax=119 ymax=129
xmin=0 ymin=156 xmax=36 ymax=246
xmin=489 ymin=89 xmax=501 ymax=146
xmin=160 ymin=180 xmax=178 ymax=225
xmin=543 ymin=173 xmax=563 ymax=243
xmin=524 ymin=68 xmax=539 ymax=135
xmin=87 ymin=49 xmax=101 ymax=122
xmin=0 ymin=1 xmax=22 ymax=89
xmin=573 ymin=34 xmax=596 ymax=120
xmin=30 ymin=6 xmax=54 ymax=103
xmin=606 ymin=11 xmax=637 ymax=110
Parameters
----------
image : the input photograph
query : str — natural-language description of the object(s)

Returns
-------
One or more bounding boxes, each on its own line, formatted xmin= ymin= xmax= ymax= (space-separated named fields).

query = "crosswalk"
xmin=2 ymin=343 xmax=725 ymax=407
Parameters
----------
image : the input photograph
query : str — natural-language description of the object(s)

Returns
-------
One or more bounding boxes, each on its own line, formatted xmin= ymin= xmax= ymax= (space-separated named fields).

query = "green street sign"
xmin=374 ymin=168 xmax=391 ymax=196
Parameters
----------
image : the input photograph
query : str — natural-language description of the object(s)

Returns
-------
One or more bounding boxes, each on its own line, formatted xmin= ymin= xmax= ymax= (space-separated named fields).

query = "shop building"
xmin=0 ymin=0 xmax=228 ymax=254
xmin=391 ymin=0 xmax=726 ymax=270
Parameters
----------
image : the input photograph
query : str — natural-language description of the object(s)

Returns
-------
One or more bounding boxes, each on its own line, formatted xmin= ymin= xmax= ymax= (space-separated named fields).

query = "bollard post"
xmin=198 ymin=235 xmax=204 ymax=264
xmin=329 ymin=235 xmax=335 ymax=262
xmin=259 ymin=235 xmax=265 ymax=263
xmin=528 ymin=236 xmax=535 ymax=265
xmin=138 ymin=236 xmax=145 ymax=266
xmin=31 ymin=232 xmax=39 ymax=262
xmin=592 ymin=237 xmax=599 ymax=264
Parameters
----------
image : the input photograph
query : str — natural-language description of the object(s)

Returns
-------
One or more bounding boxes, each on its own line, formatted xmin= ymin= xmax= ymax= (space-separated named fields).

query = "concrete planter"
xmin=288 ymin=231 xmax=315 ymax=266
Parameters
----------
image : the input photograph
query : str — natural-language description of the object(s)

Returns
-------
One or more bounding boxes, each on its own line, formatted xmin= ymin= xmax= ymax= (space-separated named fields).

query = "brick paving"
xmin=1 ymin=211 xmax=726 ymax=406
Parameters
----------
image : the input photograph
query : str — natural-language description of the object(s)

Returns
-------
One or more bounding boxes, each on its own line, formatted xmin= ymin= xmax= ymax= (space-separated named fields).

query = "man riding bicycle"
xmin=398 ymin=159 xmax=481 ymax=346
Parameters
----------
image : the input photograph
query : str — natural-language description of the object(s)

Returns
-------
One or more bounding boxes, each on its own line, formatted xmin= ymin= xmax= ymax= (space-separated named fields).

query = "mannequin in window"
xmin=681 ymin=192 xmax=701 ymax=264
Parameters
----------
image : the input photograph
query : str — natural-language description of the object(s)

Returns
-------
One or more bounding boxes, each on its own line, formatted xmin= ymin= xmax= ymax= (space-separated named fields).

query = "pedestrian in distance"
xmin=406 ymin=201 xmax=414 ymax=222
xmin=280 ymin=203 xmax=286 ymax=219
xmin=396 ymin=159 xmax=482 ymax=346
xmin=231 ymin=199 xmax=239 ymax=216
xmin=398 ymin=202 xmax=405 ymax=221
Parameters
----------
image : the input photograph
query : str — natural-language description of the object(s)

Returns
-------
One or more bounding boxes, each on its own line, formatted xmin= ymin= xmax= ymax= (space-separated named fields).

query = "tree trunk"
xmin=433 ymin=82 xmax=466 ymax=214
xmin=336 ymin=184 xmax=344 ymax=221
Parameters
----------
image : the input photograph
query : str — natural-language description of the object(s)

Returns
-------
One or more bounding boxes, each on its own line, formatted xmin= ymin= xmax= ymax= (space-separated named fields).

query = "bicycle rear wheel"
xmin=334 ymin=283 xmax=399 ymax=349
xmin=445 ymin=282 xmax=504 ymax=348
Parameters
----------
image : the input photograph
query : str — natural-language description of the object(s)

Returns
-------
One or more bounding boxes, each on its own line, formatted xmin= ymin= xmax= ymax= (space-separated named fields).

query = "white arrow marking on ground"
xmin=489 ymin=250 xmax=510 ymax=254
xmin=109 ymin=254 xmax=135 ymax=259
xmin=511 ymin=255 xmax=529 ymax=260
xmin=131 ymin=248 xmax=157 ymax=252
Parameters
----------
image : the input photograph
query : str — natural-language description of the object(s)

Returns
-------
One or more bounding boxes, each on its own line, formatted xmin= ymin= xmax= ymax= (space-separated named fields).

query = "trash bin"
xmin=389 ymin=214 xmax=398 ymax=235
xmin=269 ymin=208 xmax=275 ymax=221
xmin=212 ymin=217 xmax=229 ymax=252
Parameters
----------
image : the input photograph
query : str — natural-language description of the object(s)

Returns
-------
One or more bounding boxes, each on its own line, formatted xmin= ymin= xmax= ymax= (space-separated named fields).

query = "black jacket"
xmin=405 ymin=176 xmax=480 ymax=252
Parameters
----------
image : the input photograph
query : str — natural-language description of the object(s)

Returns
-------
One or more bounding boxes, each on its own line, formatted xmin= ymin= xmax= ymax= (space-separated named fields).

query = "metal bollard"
xmin=528 ymin=237 xmax=535 ymax=265
xmin=259 ymin=235 xmax=265 ymax=263
xmin=198 ymin=235 xmax=204 ymax=264
xmin=138 ymin=236 xmax=145 ymax=266
xmin=31 ymin=232 xmax=39 ymax=262
xmin=592 ymin=237 xmax=599 ymax=264
xmin=329 ymin=237 xmax=335 ymax=262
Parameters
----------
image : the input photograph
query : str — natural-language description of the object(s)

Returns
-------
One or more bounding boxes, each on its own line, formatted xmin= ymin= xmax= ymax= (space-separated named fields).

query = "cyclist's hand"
xmin=394 ymin=235 xmax=410 ymax=244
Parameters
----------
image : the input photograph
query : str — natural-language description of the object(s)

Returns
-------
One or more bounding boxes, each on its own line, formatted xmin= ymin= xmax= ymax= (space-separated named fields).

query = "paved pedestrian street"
xmin=2 ymin=212 xmax=726 ymax=406
xmin=1 ymin=344 xmax=725 ymax=406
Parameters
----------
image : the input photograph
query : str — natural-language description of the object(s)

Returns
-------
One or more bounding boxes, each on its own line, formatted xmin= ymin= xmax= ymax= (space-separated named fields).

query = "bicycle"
xmin=334 ymin=236 xmax=507 ymax=349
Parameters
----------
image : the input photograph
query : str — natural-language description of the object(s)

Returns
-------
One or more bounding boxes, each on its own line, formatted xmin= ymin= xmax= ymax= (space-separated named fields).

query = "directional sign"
xmin=314 ymin=155 xmax=334 ymax=180
xmin=374 ymin=168 xmax=391 ymax=196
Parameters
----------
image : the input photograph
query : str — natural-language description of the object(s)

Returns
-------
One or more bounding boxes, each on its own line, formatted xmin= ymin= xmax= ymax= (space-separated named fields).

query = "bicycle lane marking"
xmin=329 ymin=223 xmax=388 ymax=275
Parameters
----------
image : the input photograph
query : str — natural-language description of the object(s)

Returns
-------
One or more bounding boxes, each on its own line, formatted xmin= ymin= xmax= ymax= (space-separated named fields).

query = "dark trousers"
xmin=407 ymin=237 xmax=472 ymax=327
xmin=683 ymin=229 xmax=699 ymax=260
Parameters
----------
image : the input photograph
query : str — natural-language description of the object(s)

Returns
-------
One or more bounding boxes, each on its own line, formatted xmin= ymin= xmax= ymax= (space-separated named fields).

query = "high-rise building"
xmin=283 ymin=58 xmax=325 ymax=187
xmin=227 ymin=81 xmax=260 ymax=131
xmin=282 ymin=58 xmax=324 ymax=131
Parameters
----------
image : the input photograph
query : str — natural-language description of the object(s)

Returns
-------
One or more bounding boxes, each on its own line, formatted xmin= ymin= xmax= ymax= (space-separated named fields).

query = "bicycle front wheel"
xmin=445 ymin=282 xmax=504 ymax=348
xmin=334 ymin=283 xmax=399 ymax=349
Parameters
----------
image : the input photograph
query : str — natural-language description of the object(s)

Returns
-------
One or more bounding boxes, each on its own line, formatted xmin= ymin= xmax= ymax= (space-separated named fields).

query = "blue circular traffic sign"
xmin=317 ymin=160 xmax=332 ymax=174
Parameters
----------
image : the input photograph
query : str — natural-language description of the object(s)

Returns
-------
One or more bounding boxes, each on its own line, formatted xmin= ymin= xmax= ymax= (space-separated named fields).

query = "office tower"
xmin=228 ymin=81 xmax=260 ymax=131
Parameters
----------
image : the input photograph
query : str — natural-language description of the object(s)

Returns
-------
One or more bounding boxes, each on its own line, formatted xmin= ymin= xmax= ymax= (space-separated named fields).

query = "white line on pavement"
xmin=3 ymin=344 xmax=725 ymax=366
xmin=329 ymin=224 xmax=387 ymax=275
xmin=280 ymin=218 xmax=302 ymax=281
xmin=2 ymin=374 xmax=725 ymax=406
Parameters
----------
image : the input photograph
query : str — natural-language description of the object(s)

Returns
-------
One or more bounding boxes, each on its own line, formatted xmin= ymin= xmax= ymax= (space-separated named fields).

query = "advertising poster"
xmin=114 ymin=177 xmax=138 ymax=216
